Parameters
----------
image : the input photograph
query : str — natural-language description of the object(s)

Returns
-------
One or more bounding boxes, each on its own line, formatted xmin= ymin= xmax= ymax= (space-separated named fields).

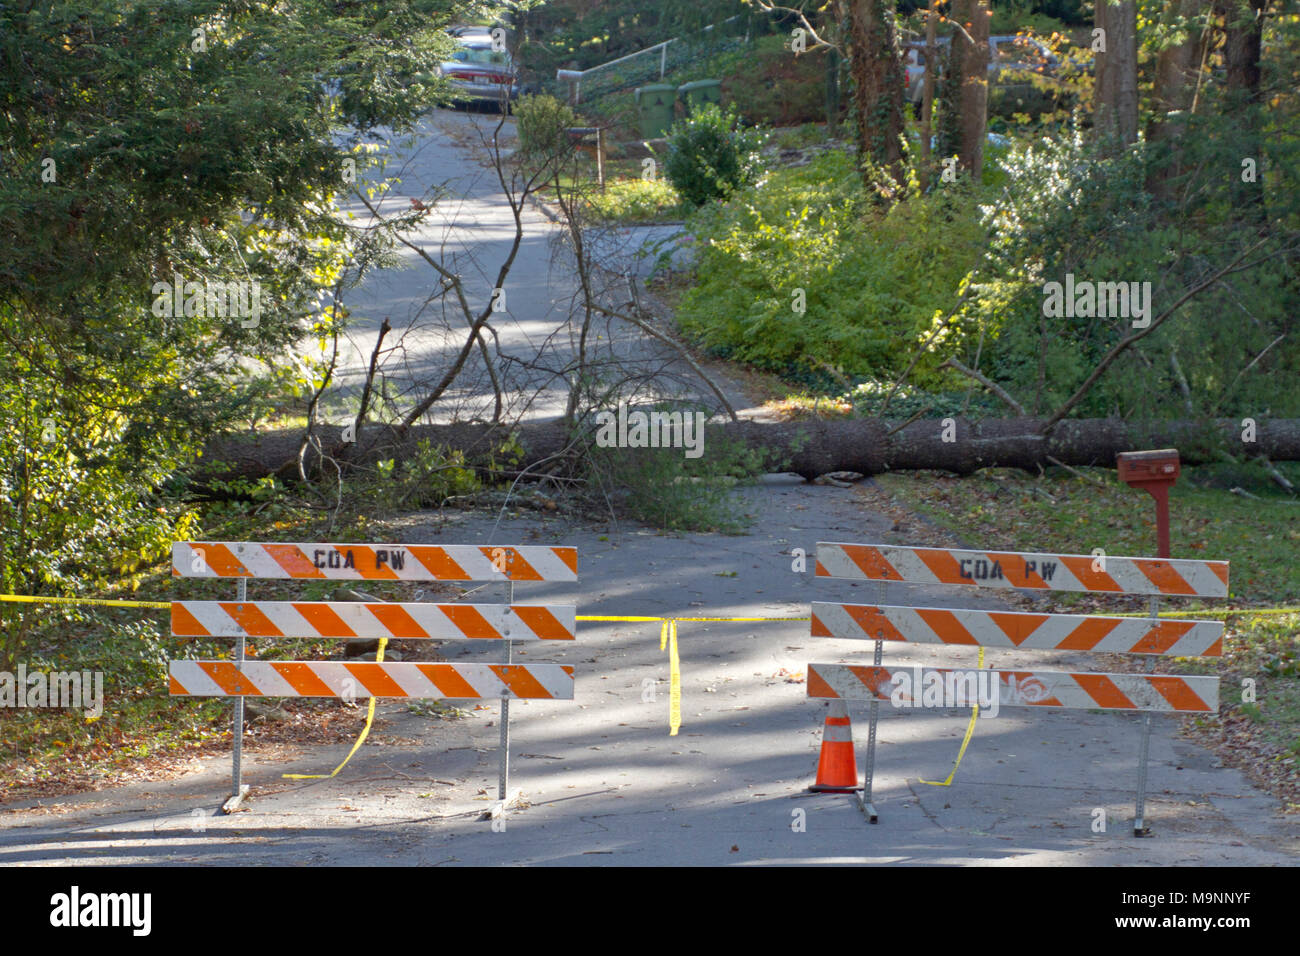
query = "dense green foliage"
xmin=677 ymin=151 xmax=985 ymax=382
xmin=669 ymin=1 xmax=1298 ymax=422
xmin=896 ymin=0 xmax=1090 ymax=25
xmin=962 ymin=115 xmax=1299 ymax=418
xmin=0 ymin=0 xmax=480 ymax=667
xmin=664 ymin=103 xmax=766 ymax=206
xmin=686 ymin=33 xmax=833 ymax=129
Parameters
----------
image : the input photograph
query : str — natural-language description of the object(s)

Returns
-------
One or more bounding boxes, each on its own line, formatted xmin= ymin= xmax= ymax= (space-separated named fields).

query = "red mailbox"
xmin=1116 ymin=449 xmax=1180 ymax=559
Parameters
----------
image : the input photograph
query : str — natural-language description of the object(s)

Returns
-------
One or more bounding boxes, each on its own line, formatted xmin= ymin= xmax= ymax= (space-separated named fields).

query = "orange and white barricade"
xmin=808 ymin=542 xmax=1227 ymax=832
xmin=170 ymin=541 xmax=577 ymax=813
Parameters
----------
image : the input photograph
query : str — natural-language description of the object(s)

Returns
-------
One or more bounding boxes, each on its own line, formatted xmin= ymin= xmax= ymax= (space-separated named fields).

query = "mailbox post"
xmin=1115 ymin=448 xmax=1180 ymax=835
xmin=1116 ymin=449 xmax=1180 ymax=560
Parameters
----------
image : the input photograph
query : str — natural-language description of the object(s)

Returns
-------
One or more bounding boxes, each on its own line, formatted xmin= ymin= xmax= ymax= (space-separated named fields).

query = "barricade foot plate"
xmin=480 ymin=787 xmax=524 ymax=820
xmin=856 ymin=793 xmax=879 ymax=823
xmin=221 ymin=785 xmax=251 ymax=815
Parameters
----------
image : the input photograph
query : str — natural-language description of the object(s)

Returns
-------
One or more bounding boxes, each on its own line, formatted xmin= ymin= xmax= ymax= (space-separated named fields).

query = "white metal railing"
xmin=555 ymin=14 xmax=747 ymax=104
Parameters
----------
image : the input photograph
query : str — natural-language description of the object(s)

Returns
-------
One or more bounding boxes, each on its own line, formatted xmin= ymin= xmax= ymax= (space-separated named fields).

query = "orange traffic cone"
xmin=809 ymin=700 xmax=861 ymax=792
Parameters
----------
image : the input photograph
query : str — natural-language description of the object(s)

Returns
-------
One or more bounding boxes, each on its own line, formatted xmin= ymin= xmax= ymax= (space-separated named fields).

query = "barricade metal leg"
xmin=1133 ymin=713 xmax=1152 ymax=837
xmin=223 ymin=578 xmax=251 ymax=814
xmin=496 ymin=579 xmax=521 ymax=814
xmin=857 ymin=580 xmax=887 ymax=823
xmin=858 ymin=692 xmax=881 ymax=823
xmin=1133 ymin=594 xmax=1158 ymax=837
xmin=499 ymin=696 xmax=510 ymax=802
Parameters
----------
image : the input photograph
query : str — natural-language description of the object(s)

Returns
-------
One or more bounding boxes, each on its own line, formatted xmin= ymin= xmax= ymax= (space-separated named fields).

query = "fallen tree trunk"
xmin=200 ymin=418 xmax=1300 ymax=485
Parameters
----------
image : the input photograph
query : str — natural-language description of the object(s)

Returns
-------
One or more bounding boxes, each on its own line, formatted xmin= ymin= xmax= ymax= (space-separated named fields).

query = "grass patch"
xmin=582 ymin=176 xmax=687 ymax=224
xmin=771 ymin=123 xmax=834 ymax=151
xmin=527 ymin=156 xmax=687 ymax=225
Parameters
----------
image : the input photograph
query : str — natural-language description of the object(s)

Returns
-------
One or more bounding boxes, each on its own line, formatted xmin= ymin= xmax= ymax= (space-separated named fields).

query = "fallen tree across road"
xmin=200 ymin=417 xmax=1300 ymax=485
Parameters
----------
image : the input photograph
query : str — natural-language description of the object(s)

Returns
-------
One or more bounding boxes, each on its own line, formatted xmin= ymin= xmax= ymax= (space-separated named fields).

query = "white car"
xmin=439 ymin=27 xmax=522 ymax=110
xmin=904 ymin=35 xmax=1059 ymax=114
xmin=904 ymin=46 xmax=930 ymax=115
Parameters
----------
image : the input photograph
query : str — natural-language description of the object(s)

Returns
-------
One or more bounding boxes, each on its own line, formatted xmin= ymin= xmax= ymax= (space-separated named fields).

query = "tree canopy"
xmin=0 ymin=0 xmax=489 ymax=664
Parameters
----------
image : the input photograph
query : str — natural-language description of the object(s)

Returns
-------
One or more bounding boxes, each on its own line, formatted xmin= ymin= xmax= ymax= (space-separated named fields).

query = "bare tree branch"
xmin=941 ymin=356 xmax=1027 ymax=414
xmin=352 ymin=317 xmax=392 ymax=450
xmin=1039 ymin=236 xmax=1274 ymax=433
xmin=1215 ymin=332 xmax=1286 ymax=413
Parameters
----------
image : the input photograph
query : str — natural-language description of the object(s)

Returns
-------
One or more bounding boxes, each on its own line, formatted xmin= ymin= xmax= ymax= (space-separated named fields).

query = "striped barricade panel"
xmin=168 ymin=661 xmax=575 ymax=699
xmin=814 ymin=543 xmax=1228 ymax=598
xmin=811 ymin=602 xmax=1224 ymax=656
xmin=171 ymin=602 xmax=576 ymax=641
xmin=171 ymin=542 xmax=578 ymax=582
xmin=805 ymin=663 xmax=1219 ymax=713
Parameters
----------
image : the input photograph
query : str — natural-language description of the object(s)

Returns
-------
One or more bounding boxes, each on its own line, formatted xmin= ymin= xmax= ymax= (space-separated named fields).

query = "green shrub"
xmin=514 ymin=94 xmax=578 ymax=159
xmin=583 ymin=416 xmax=770 ymax=533
xmin=663 ymin=104 xmax=766 ymax=207
xmin=676 ymin=150 xmax=985 ymax=384
xmin=360 ymin=440 xmax=482 ymax=513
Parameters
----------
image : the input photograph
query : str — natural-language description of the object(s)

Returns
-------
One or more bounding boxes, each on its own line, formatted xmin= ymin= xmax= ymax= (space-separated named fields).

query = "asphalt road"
xmin=3 ymin=480 xmax=1295 ymax=866
xmin=324 ymin=108 xmax=739 ymax=426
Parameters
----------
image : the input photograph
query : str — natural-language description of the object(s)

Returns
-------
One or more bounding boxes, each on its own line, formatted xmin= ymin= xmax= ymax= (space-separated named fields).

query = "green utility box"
xmin=677 ymin=79 xmax=722 ymax=115
xmin=634 ymin=83 xmax=678 ymax=139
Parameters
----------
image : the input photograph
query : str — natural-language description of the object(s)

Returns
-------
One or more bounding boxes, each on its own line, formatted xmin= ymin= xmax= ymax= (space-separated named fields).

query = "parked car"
xmin=904 ymin=45 xmax=935 ymax=115
xmin=988 ymin=35 xmax=1059 ymax=81
xmin=903 ymin=35 xmax=1060 ymax=115
xmin=439 ymin=26 xmax=523 ymax=111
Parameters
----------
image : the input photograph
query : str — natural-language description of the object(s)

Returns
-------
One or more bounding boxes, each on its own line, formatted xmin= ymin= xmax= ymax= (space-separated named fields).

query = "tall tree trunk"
xmin=846 ymin=0 xmax=907 ymax=193
xmin=958 ymin=0 xmax=991 ymax=181
xmin=918 ymin=0 xmax=938 ymax=188
xmin=824 ymin=3 xmax=845 ymax=134
xmin=1217 ymin=0 xmax=1268 ymax=216
xmin=1222 ymin=0 xmax=1265 ymax=91
xmin=936 ymin=0 xmax=989 ymax=180
xmin=1095 ymin=0 xmax=1139 ymax=146
xmin=935 ymin=8 xmax=964 ymax=161
xmin=1147 ymin=0 xmax=1210 ymax=195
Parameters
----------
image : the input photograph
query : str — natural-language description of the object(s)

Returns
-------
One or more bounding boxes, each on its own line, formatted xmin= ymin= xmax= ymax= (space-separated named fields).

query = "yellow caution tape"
xmin=1225 ymin=607 xmax=1300 ymax=616
xmin=0 ymin=593 xmax=170 ymax=609
xmin=659 ymin=619 xmax=682 ymax=737
xmin=585 ymin=613 xmax=806 ymax=733
xmin=918 ymin=647 xmax=986 ymax=787
xmin=1111 ymin=606 xmax=1300 ymax=619
xmin=579 ymin=615 xmax=809 ymax=622
xmin=14 ymin=593 xmax=1297 ymax=749
xmin=282 ymin=636 xmax=388 ymax=781
xmin=14 ymin=591 xmax=1295 ymax=622
xmin=0 ymin=599 xmax=810 ymax=745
